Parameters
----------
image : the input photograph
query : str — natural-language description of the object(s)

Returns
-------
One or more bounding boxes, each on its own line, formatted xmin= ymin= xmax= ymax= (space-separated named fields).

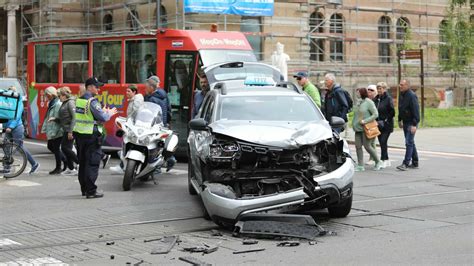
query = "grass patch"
xmin=346 ymin=107 xmax=474 ymax=128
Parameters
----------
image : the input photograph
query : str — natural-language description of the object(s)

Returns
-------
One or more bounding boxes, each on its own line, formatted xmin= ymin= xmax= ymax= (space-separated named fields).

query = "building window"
xmin=439 ymin=20 xmax=449 ymax=62
xmin=93 ymin=41 xmax=121 ymax=84
xmin=35 ymin=44 xmax=59 ymax=83
xmin=241 ymin=17 xmax=263 ymax=60
xmin=103 ymin=14 xmax=113 ymax=32
xmin=329 ymin=13 xmax=344 ymax=62
xmin=378 ymin=16 xmax=391 ymax=63
xmin=396 ymin=17 xmax=410 ymax=51
xmin=125 ymin=39 xmax=157 ymax=84
xmin=63 ymin=42 xmax=89 ymax=84
xmin=310 ymin=12 xmax=325 ymax=62
xmin=127 ymin=9 xmax=140 ymax=31
xmin=154 ymin=5 xmax=168 ymax=28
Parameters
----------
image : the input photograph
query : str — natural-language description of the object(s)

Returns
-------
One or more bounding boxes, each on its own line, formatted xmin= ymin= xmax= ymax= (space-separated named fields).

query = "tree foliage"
xmin=438 ymin=0 xmax=474 ymax=87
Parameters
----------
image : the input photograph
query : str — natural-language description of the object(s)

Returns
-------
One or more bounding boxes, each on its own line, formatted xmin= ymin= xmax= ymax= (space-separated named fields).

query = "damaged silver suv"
xmin=187 ymin=79 xmax=354 ymax=226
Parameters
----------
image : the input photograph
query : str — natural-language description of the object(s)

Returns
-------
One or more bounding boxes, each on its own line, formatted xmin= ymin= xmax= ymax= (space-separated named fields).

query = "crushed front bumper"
xmin=201 ymin=159 xmax=354 ymax=221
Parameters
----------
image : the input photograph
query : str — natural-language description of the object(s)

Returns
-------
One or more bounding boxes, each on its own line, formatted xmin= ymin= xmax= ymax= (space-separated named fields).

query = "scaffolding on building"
xmin=10 ymin=0 xmax=473 ymax=89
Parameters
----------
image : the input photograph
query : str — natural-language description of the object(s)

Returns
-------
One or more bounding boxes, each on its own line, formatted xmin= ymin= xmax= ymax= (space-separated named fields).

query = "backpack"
xmin=342 ymin=89 xmax=353 ymax=112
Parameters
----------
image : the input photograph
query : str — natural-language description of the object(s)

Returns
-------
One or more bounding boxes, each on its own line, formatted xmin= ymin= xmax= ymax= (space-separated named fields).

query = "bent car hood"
xmin=209 ymin=120 xmax=333 ymax=148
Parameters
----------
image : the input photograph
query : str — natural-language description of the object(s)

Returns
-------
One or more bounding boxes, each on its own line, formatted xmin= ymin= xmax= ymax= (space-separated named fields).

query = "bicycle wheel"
xmin=1 ymin=141 xmax=27 ymax=178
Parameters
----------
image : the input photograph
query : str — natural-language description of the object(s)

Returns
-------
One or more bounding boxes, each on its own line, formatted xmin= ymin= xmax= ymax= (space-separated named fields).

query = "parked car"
xmin=187 ymin=78 xmax=354 ymax=227
xmin=0 ymin=78 xmax=29 ymax=137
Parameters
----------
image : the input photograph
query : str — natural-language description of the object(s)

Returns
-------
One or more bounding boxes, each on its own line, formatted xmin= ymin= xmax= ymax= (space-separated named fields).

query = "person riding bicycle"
xmin=0 ymin=86 xmax=40 ymax=175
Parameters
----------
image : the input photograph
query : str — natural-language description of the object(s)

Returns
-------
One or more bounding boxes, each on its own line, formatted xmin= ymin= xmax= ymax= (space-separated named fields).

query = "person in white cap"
xmin=41 ymin=86 xmax=66 ymax=174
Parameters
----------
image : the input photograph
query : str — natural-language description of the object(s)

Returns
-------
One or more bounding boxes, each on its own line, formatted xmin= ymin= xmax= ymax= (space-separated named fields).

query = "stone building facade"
xmin=1 ymin=0 xmax=472 ymax=103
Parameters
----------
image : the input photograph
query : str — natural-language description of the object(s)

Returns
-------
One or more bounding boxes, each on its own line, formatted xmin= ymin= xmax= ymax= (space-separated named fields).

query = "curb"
xmin=346 ymin=140 xmax=405 ymax=150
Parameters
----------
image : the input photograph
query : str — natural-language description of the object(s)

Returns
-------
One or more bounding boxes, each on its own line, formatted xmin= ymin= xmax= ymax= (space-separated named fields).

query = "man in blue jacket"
xmin=396 ymin=79 xmax=420 ymax=171
xmin=144 ymin=76 xmax=176 ymax=171
xmin=323 ymin=73 xmax=349 ymax=133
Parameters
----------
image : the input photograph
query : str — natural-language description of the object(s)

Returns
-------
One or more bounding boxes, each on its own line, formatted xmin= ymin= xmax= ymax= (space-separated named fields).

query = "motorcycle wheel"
xmin=123 ymin=159 xmax=139 ymax=191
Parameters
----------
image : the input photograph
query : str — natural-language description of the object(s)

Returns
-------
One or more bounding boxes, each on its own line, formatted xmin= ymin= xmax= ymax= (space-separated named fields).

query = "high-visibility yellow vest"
xmin=73 ymin=98 xmax=102 ymax=134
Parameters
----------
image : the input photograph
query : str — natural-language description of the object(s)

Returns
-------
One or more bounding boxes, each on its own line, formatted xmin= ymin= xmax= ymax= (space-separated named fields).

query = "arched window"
xmin=153 ymin=5 xmax=168 ymax=28
xmin=329 ymin=13 xmax=344 ymax=62
xmin=103 ymin=14 xmax=113 ymax=32
xmin=127 ymin=9 xmax=140 ymax=31
xmin=439 ymin=20 xmax=449 ymax=62
xmin=241 ymin=17 xmax=263 ymax=60
xmin=396 ymin=17 xmax=410 ymax=51
xmin=310 ymin=12 xmax=325 ymax=61
xmin=378 ymin=16 xmax=391 ymax=63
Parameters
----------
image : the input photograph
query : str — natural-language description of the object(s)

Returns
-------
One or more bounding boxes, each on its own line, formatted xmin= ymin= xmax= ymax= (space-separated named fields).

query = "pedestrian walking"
xmin=57 ymin=86 xmax=79 ymax=175
xmin=1 ymin=86 xmax=40 ymax=175
xmin=144 ymin=75 xmax=176 ymax=172
xmin=323 ymin=73 xmax=349 ymax=133
xmin=293 ymin=71 xmax=321 ymax=108
xmin=73 ymin=77 xmax=117 ymax=198
xmin=374 ymin=82 xmax=395 ymax=168
xmin=396 ymin=80 xmax=420 ymax=171
xmin=41 ymin=86 xmax=66 ymax=174
xmin=365 ymin=84 xmax=378 ymax=166
xmin=110 ymin=84 xmax=144 ymax=174
xmin=352 ymin=87 xmax=383 ymax=171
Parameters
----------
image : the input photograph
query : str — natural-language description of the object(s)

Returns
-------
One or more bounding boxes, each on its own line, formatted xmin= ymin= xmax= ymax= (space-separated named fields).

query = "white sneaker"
xmin=365 ymin=160 xmax=375 ymax=166
xmin=110 ymin=165 xmax=124 ymax=174
xmin=380 ymin=160 xmax=386 ymax=169
xmin=62 ymin=169 xmax=78 ymax=176
xmin=384 ymin=160 xmax=391 ymax=168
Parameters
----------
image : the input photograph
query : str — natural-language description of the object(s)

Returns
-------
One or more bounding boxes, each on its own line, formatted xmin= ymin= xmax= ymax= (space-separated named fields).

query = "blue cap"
xmin=293 ymin=71 xmax=308 ymax=78
xmin=85 ymin=77 xmax=104 ymax=88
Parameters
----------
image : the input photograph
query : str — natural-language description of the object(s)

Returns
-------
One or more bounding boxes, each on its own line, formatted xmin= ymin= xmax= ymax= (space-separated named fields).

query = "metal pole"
xmin=397 ymin=50 xmax=401 ymax=106
xmin=182 ymin=0 xmax=186 ymax=29
xmin=156 ymin=0 xmax=161 ymax=29
xmin=420 ymin=48 xmax=424 ymax=127
xmin=224 ymin=15 xmax=227 ymax=31
xmin=176 ymin=0 xmax=179 ymax=28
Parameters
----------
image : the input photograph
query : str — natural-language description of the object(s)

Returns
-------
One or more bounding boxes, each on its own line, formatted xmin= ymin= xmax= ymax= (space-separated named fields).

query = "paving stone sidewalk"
xmin=342 ymin=126 xmax=474 ymax=155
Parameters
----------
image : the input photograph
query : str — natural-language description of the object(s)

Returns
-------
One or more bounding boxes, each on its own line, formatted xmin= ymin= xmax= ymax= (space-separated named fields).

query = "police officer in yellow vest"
xmin=73 ymin=77 xmax=117 ymax=198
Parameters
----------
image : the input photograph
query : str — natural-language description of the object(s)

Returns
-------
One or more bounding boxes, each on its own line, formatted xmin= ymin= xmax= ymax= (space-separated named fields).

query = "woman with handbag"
xmin=374 ymin=82 xmax=395 ymax=168
xmin=352 ymin=87 xmax=383 ymax=171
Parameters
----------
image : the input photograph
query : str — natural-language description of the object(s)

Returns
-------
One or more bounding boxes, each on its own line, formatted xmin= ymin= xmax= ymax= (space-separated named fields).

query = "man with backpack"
xmin=323 ymin=73 xmax=351 ymax=133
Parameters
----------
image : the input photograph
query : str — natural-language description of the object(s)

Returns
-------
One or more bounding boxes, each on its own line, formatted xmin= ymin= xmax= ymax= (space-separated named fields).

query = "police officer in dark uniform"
xmin=73 ymin=77 xmax=117 ymax=198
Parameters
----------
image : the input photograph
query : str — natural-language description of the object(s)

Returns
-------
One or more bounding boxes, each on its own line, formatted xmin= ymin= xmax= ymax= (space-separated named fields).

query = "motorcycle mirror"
xmin=116 ymin=129 xmax=124 ymax=137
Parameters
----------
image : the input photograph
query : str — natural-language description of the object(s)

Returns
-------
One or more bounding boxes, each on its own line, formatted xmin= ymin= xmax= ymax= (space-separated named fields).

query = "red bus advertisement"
xmin=26 ymin=29 xmax=256 ymax=154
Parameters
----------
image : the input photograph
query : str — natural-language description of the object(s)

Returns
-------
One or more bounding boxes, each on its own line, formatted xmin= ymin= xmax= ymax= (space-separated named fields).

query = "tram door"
xmin=164 ymin=52 xmax=197 ymax=155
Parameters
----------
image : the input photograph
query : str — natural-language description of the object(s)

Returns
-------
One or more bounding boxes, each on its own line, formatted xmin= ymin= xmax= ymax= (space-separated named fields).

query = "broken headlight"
xmin=209 ymin=142 xmax=239 ymax=159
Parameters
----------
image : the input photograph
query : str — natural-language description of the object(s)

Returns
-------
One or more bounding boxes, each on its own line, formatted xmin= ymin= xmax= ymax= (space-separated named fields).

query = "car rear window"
xmin=216 ymin=95 xmax=322 ymax=122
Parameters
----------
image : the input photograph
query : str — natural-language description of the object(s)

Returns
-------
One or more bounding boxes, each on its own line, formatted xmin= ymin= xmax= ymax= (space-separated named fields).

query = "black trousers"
xmin=61 ymin=134 xmax=78 ymax=170
xmin=377 ymin=130 xmax=392 ymax=161
xmin=74 ymin=133 xmax=103 ymax=195
xmin=47 ymin=137 xmax=65 ymax=170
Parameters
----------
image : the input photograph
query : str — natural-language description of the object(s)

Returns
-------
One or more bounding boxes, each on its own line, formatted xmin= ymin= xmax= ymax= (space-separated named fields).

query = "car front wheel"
xmin=327 ymin=194 xmax=352 ymax=218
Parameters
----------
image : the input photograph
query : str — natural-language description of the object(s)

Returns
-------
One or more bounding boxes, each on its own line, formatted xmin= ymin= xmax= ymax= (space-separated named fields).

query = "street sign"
xmin=399 ymin=49 xmax=422 ymax=60
xmin=400 ymin=59 xmax=421 ymax=65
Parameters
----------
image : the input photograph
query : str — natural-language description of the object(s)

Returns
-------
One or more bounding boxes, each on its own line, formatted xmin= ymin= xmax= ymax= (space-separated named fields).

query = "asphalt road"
xmin=0 ymin=139 xmax=472 ymax=265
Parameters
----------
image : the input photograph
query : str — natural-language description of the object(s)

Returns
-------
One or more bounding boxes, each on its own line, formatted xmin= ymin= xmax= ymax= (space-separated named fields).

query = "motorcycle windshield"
xmin=133 ymin=102 xmax=163 ymax=127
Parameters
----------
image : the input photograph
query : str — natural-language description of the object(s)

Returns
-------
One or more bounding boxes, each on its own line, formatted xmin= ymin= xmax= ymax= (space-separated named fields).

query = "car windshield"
xmin=205 ymin=63 xmax=282 ymax=84
xmin=133 ymin=102 xmax=162 ymax=127
xmin=216 ymin=95 xmax=322 ymax=122
xmin=199 ymin=50 xmax=256 ymax=66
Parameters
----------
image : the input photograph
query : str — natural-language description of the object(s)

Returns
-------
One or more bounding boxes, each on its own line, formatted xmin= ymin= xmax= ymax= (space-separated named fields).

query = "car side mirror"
xmin=330 ymin=116 xmax=346 ymax=128
xmin=189 ymin=118 xmax=208 ymax=131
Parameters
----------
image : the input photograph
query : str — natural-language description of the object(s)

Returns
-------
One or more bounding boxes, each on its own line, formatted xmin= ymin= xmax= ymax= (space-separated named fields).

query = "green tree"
xmin=438 ymin=0 xmax=474 ymax=88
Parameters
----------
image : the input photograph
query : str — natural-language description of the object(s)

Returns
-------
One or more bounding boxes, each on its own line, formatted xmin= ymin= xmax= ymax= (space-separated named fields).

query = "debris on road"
xmin=134 ymin=260 xmax=144 ymax=266
xmin=309 ymin=241 xmax=317 ymax=245
xmin=83 ymin=248 xmax=89 ymax=252
xmin=144 ymin=237 xmax=162 ymax=243
xmin=210 ymin=230 xmax=223 ymax=236
xmin=277 ymin=241 xmax=300 ymax=247
xmin=179 ymin=256 xmax=212 ymax=266
xmin=242 ymin=239 xmax=258 ymax=245
xmin=110 ymin=255 xmax=114 ymax=260
xmin=106 ymin=241 xmax=115 ymax=245
xmin=183 ymin=244 xmax=218 ymax=254
xmin=151 ymin=236 xmax=179 ymax=255
xmin=233 ymin=248 xmax=266 ymax=254
xmin=234 ymin=214 xmax=326 ymax=240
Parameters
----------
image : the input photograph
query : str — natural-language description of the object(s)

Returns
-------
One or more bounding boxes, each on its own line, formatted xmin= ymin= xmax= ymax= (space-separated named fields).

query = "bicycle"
xmin=0 ymin=89 xmax=28 ymax=178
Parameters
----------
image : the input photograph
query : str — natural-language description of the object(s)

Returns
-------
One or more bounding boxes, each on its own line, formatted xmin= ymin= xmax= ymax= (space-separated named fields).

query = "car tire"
xmin=327 ymin=194 xmax=352 ymax=218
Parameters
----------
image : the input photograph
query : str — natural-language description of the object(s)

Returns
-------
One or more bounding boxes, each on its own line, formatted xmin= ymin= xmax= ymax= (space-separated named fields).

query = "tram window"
xmin=125 ymin=39 xmax=156 ymax=84
xmin=93 ymin=41 xmax=121 ymax=84
xmin=63 ymin=42 xmax=89 ymax=83
xmin=167 ymin=54 xmax=194 ymax=107
xmin=35 ymin=44 xmax=59 ymax=83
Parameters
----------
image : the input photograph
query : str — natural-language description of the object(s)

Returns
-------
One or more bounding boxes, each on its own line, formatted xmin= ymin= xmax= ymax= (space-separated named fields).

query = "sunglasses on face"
xmin=368 ymin=89 xmax=375 ymax=92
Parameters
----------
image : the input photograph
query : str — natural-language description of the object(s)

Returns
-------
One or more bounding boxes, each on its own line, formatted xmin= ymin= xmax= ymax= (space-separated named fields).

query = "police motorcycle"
xmin=115 ymin=102 xmax=178 ymax=191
